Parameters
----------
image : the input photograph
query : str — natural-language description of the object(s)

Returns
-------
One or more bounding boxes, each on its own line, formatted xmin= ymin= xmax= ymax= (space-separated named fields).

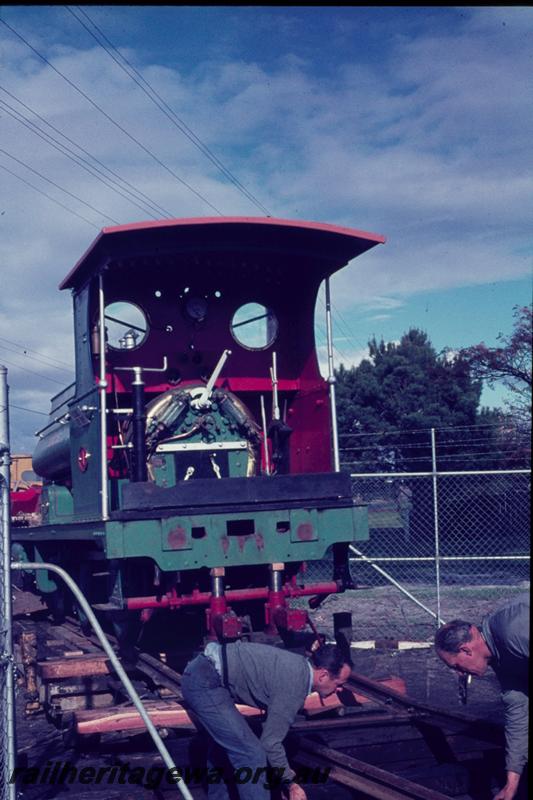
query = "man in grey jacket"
xmin=181 ymin=641 xmax=352 ymax=800
xmin=435 ymin=593 xmax=529 ymax=800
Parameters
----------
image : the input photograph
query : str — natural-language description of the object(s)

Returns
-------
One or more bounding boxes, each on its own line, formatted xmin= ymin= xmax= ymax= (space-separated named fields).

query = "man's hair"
xmin=434 ymin=620 xmax=474 ymax=653
xmin=310 ymin=643 xmax=352 ymax=676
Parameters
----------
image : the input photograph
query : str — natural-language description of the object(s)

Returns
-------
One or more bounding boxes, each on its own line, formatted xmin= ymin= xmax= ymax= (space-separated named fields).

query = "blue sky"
xmin=325 ymin=277 xmax=531 ymax=408
xmin=0 ymin=6 xmax=531 ymax=451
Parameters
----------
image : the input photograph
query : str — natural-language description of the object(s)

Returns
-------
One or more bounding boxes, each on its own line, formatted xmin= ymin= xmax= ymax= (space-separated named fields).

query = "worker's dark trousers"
xmin=182 ymin=654 xmax=271 ymax=799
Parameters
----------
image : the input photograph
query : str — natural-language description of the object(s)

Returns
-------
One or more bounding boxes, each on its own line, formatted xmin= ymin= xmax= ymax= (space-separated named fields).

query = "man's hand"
xmin=283 ymin=782 xmax=307 ymax=800
xmin=493 ymin=771 xmax=521 ymax=800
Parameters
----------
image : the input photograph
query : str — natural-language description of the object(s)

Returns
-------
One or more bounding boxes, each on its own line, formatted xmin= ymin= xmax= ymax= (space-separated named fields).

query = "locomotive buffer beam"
xmin=116 ymin=471 xmax=359 ymax=518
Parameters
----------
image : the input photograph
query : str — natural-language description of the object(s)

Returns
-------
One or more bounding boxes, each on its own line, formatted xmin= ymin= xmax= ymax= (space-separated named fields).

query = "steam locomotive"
xmin=11 ymin=217 xmax=384 ymax=650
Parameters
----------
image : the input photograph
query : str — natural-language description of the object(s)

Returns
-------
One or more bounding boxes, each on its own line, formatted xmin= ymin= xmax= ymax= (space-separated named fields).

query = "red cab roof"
xmin=60 ymin=216 xmax=385 ymax=291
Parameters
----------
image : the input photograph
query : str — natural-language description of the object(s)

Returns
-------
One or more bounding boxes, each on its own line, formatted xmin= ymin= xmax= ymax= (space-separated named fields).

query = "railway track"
xmin=12 ymin=611 xmax=509 ymax=800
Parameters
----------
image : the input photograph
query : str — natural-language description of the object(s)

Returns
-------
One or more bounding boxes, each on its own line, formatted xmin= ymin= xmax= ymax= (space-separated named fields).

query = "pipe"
xmin=270 ymin=351 xmax=280 ymax=421
xmin=265 ymin=563 xmax=286 ymax=632
xmin=259 ymin=395 xmax=271 ymax=475
xmin=10 ymin=561 xmax=193 ymax=800
xmin=98 ymin=274 xmax=109 ymax=520
xmin=131 ymin=367 xmax=147 ymax=482
xmin=0 ymin=365 xmax=17 ymax=800
xmin=126 ymin=581 xmax=341 ymax=611
xmin=208 ymin=567 xmax=228 ymax=637
xmin=270 ymin=566 xmax=283 ymax=594
xmin=325 ymin=278 xmax=340 ymax=472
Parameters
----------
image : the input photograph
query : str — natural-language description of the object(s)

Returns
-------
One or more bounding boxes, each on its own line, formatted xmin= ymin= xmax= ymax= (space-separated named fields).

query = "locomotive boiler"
xmin=12 ymin=217 xmax=385 ymax=650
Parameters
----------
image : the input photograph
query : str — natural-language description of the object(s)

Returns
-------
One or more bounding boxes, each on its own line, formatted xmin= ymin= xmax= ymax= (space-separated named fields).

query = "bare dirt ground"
xmin=312 ymin=582 xmax=530 ymax=643
xmin=311 ymin=582 xmax=529 ymax=720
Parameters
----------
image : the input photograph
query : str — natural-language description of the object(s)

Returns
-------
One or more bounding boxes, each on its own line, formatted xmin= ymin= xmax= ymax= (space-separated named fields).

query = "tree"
xmin=460 ymin=305 xmax=532 ymax=424
xmin=335 ymin=328 xmax=483 ymax=472
xmin=335 ymin=327 xmax=530 ymax=567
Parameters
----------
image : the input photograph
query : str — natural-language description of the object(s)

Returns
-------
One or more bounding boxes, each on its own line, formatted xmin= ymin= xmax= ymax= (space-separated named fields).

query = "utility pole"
xmin=0 ymin=365 xmax=17 ymax=800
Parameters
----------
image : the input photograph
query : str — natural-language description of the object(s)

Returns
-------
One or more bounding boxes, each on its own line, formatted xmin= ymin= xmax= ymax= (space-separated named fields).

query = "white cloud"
xmin=316 ymin=342 xmax=369 ymax=377
xmin=358 ymin=297 xmax=405 ymax=312
xmin=0 ymin=6 xmax=531 ymax=449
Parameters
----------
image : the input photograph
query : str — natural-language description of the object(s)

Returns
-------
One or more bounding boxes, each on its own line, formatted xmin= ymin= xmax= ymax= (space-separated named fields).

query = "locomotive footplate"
xmin=116 ymin=471 xmax=360 ymax=517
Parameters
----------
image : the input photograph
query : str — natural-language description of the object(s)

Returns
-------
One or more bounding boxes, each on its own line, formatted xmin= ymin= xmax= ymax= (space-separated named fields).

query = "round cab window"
xmin=104 ymin=301 xmax=148 ymax=350
xmin=230 ymin=302 xmax=278 ymax=350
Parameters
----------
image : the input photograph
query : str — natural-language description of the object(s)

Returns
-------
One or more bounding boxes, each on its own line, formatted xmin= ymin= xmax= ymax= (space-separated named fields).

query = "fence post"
xmin=0 ymin=365 xmax=17 ymax=800
xmin=431 ymin=428 xmax=442 ymax=630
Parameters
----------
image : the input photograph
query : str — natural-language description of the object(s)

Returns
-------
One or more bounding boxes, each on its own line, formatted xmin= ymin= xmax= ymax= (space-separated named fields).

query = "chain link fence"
xmin=306 ymin=425 xmax=531 ymax=642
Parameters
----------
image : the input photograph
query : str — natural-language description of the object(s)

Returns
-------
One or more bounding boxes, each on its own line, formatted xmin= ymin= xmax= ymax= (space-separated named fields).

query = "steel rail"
xmin=296 ymin=739 xmax=452 ymax=800
xmin=61 ymin=617 xmax=185 ymax=696
xmin=347 ymin=671 xmax=504 ymax=741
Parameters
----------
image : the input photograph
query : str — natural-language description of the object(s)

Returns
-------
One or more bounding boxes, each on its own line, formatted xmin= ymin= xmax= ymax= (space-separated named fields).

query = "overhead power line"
xmin=0 ymin=146 xmax=120 ymax=224
xmin=0 ymin=355 xmax=67 ymax=385
xmin=0 ymin=339 xmax=73 ymax=375
xmin=315 ymin=320 xmax=352 ymax=365
xmin=10 ymin=403 xmax=49 ymax=417
xmin=317 ymin=292 xmax=369 ymax=368
xmin=0 ymin=86 xmax=173 ymax=220
xmin=0 ymin=336 xmax=71 ymax=370
xmin=66 ymin=5 xmax=272 ymax=217
xmin=0 ymin=16 xmax=224 ymax=215
xmin=320 ymin=284 xmax=371 ymax=349
xmin=0 ymin=161 xmax=100 ymax=228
